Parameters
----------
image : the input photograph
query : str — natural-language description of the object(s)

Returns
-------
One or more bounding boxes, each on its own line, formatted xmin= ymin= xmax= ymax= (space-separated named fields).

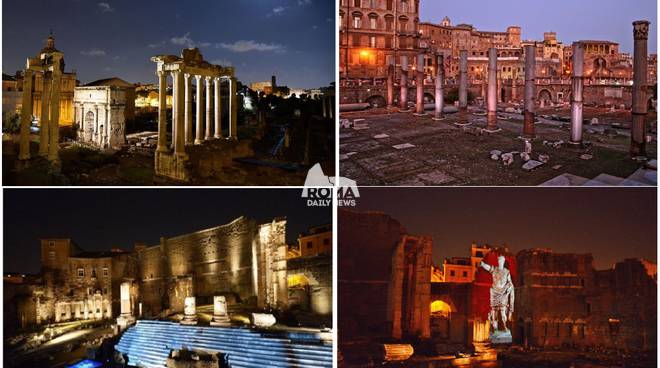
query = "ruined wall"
xmin=430 ymin=282 xmax=472 ymax=344
xmin=287 ymin=254 xmax=333 ymax=316
xmin=256 ymin=219 xmax=288 ymax=309
xmin=137 ymin=245 xmax=167 ymax=315
xmin=338 ymin=209 xmax=406 ymax=341
xmin=514 ymin=249 xmax=656 ymax=351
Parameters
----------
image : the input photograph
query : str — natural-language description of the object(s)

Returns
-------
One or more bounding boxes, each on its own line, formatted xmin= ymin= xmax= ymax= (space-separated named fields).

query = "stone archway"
xmin=430 ymin=298 xmax=456 ymax=339
xmin=538 ymin=89 xmax=553 ymax=106
xmin=365 ymin=95 xmax=386 ymax=108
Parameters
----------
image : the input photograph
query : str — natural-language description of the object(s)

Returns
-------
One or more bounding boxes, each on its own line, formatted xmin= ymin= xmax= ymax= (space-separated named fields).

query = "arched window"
xmin=368 ymin=13 xmax=378 ymax=30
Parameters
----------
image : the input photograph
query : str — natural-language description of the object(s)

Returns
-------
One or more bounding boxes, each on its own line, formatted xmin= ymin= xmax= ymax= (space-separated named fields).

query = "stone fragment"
xmin=590 ymin=117 xmax=599 ymax=125
xmin=393 ymin=143 xmax=415 ymax=149
xmin=552 ymin=164 xmax=562 ymax=170
xmin=501 ymin=153 xmax=514 ymax=166
xmin=580 ymin=154 xmax=593 ymax=160
xmin=522 ymin=160 xmax=544 ymax=171
xmin=340 ymin=119 xmax=351 ymax=129
xmin=520 ymin=152 xmax=530 ymax=162
xmin=538 ymin=154 xmax=550 ymax=163
xmin=373 ymin=133 xmax=390 ymax=139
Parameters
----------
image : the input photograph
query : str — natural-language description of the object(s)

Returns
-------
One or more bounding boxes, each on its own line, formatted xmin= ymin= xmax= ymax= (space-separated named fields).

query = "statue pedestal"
xmin=116 ymin=314 xmax=136 ymax=330
xmin=490 ymin=330 xmax=512 ymax=344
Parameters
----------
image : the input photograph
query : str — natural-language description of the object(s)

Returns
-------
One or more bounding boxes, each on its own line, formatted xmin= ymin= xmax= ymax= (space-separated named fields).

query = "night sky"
xmin=421 ymin=0 xmax=658 ymax=54
xmin=351 ymin=188 xmax=656 ymax=270
xmin=2 ymin=0 xmax=335 ymax=88
xmin=3 ymin=189 xmax=331 ymax=274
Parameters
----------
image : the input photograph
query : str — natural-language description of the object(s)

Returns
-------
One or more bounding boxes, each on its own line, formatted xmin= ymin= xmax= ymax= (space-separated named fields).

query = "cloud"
xmin=97 ymin=2 xmax=114 ymax=12
xmin=211 ymin=59 xmax=232 ymax=66
xmin=266 ymin=6 xmax=286 ymax=17
xmin=216 ymin=40 xmax=285 ymax=53
xmin=298 ymin=0 xmax=312 ymax=5
xmin=148 ymin=41 xmax=165 ymax=49
xmin=81 ymin=48 xmax=106 ymax=56
xmin=170 ymin=32 xmax=210 ymax=48
xmin=312 ymin=25 xmax=318 ymax=30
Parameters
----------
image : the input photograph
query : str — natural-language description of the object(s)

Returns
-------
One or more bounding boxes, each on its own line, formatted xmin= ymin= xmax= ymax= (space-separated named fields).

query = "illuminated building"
xmin=296 ymin=223 xmax=332 ymax=257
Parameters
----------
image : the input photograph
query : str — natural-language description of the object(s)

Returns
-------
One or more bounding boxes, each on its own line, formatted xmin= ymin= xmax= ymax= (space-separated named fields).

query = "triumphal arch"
xmin=151 ymin=48 xmax=238 ymax=182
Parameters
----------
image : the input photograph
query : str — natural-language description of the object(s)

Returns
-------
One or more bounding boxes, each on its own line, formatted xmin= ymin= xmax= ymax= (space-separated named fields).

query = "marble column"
xmin=497 ymin=78 xmax=502 ymax=103
xmin=48 ymin=71 xmax=61 ymax=163
xmin=19 ymin=69 xmax=33 ymax=161
xmin=95 ymin=105 xmax=100 ymax=145
xmin=173 ymin=70 xmax=185 ymax=155
xmin=511 ymin=71 xmax=518 ymax=103
xmin=205 ymin=76 xmax=212 ymax=140
xmin=116 ymin=282 xmax=135 ymax=329
xmin=458 ymin=50 xmax=468 ymax=110
xmin=214 ymin=77 xmax=222 ymax=138
xmin=433 ymin=54 xmax=445 ymax=121
xmin=229 ymin=77 xmax=238 ymax=140
xmin=386 ymin=55 xmax=394 ymax=108
xmin=184 ymin=73 xmax=192 ymax=145
xmin=210 ymin=295 xmax=231 ymax=326
xmin=171 ymin=72 xmax=177 ymax=149
xmin=181 ymin=296 xmax=198 ymax=325
xmin=399 ymin=55 xmax=409 ymax=111
xmin=39 ymin=72 xmax=51 ymax=157
xmin=414 ymin=53 xmax=426 ymax=115
xmin=570 ymin=42 xmax=584 ymax=145
xmin=105 ymin=106 xmax=110 ymax=148
xmin=486 ymin=48 xmax=499 ymax=132
xmin=631 ymin=20 xmax=650 ymax=158
xmin=523 ymin=44 xmax=536 ymax=138
xmin=195 ymin=75 xmax=203 ymax=144
xmin=157 ymin=70 xmax=168 ymax=152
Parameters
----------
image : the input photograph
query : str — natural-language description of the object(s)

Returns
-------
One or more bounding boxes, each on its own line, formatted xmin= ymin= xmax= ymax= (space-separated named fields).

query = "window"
xmin=103 ymin=267 xmax=109 ymax=277
xmin=586 ymin=302 xmax=591 ymax=315
xmin=450 ymin=270 xmax=455 ymax=276
xmin=49 ymin=251 xmax=55 ymax=260
xmin=386 ymin=0 xmax=393 ymax=10
xmin=354 ymin=0 xmax=361 ymax=7
xmin=401 ymin=0 xmax=408 ymax=12
xmin=370 ymin=17 xmax=377 ymax=30
xmin=91 ymin=268 xmax=97 ymax=278
xmin=49 ymin=241 xmax=55 ymax=247
xmin=78 ymin=268 xmax=85 ymax=277
xmin=608 ymin=318 xmax=620 ymax=335
xmin=370 ymin=36 xmax=376 ymax=48
xmin=370 ymin=0 xmax=377 ymax=8
xmin=353 ymin=16 xmax=362 ymax=29
xmin=385 ymin=16 xmax=393 ymax=31
xmin=307 ymin=241 xmax=313 ymax=249
xmin=323 ymin=238 xmax=330 ymax=245
xmin=476 ymin=251 xmax=483 ymax=257
xmin=462 ymin=271 xmax=468 ymax=277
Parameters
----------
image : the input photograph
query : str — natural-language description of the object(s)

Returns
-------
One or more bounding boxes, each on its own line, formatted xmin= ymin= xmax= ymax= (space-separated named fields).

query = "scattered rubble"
xmin=538 ymin=154 xmax=550 ymax=163
xmin=392 ymin=143 xmax=415 ymax=150
xmin=522 ymin=160 xmax=544 ymax=171
xmin=501 ymin=153 xmax=514 ymax=166
xmin=580 ymin=154 xmax=593 ymax=160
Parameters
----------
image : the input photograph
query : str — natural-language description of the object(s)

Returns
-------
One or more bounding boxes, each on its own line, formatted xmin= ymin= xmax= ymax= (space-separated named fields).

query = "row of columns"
xmin=156 ymin=70 xmax=237 ymax=156
xmin=75 ymin=103 xmax=112 ymax=147
xmin=19 ymin=69 xmax=61 ymax=164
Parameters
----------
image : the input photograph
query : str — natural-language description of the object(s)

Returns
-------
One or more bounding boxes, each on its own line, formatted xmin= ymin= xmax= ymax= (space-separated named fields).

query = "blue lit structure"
xmin=115 ymin=320 xmax=332 ymax=367
xmin=65 ymin=359 xmax=103 ymax=368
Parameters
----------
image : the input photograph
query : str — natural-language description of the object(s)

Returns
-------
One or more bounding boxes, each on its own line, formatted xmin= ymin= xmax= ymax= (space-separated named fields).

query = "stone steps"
xmin=115 ymin=320 xmax=332 ymax=368
xmin=541 ymin=160 xmax=657 ymax=186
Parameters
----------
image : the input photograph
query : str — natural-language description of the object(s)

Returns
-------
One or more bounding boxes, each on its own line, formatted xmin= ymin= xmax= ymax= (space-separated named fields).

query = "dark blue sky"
xmin=4 ymin=189 xmax=332 ymax=274
xmin=421 ymin=0 xmax=657 ymax=54
xmin=3 ymin=0 xmax=335 ymax=88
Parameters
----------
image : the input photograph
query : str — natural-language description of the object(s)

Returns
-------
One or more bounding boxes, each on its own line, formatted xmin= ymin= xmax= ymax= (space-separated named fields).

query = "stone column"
xmin=386 ymin=55 xmax=394 ymax=108
xmin=399 ymin=55 xmax=409 ymax=111
xmin=486 ymin=48 xmax=500 ymax=132
xmin=195 ymin=75 xmax=203 ymax=144
xmin=205 ymin=76 xmax=212 ymax=140
xmin=570 ymin=42 xmax=584 ymax=145
xmin=511 ymin=71 xmax=518 ymax=102
xmin=458 ymin=50 xmax=468 ymax=110
xmin=19 ymin=69 xmax=33 ymax=161
xmin=321 ymin=96 xmax=327 ymax=118
xmin=523 ymin=44 xmax=536 ymax=138
xmin=116 ymin=282 xmax=135 ymax=329
xmin=631 ymin=20 xmax=650 ymax=158
xmin=105 ymin=106 xmax=110 ymax=148
xmin=39 ymin=72 xmax=51 ymax=157
xmin=433 ymin=54 xmax=445 ymax=121
xmin=173 ymin=70 xmax=185 ymax=155
xmin=414 ymin=53 xmax=426 ymax=116
xmin=183 ymin=73 xmax=192 ymax=145
xmin=157 ymin=70 xmax=168 ymax=152
xmin=94 ymin=105 xmax=100 ymax=145
xmin=181 ymin=296 xmax=198 ymax=325
xmin=214 ymin=77 xmax=222 ymax=138
xmin=48 ymin=71 xmax=61 ymax=163
xmin=229 ymin=77 xmax=238 ymax=140
xmin=497 ymin=78 xmax=502 ymax=103
xmin=171 ymin=72 xmax=177 ymax=149
xmin=210 ymin=295 xmax=231 ymax=326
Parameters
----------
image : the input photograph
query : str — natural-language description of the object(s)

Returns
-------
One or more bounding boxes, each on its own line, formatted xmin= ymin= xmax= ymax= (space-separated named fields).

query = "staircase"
xmin=115 ymin=320 xmax=333 ymax=368
xmin=541 ymin=161 xmax=657 ymax=186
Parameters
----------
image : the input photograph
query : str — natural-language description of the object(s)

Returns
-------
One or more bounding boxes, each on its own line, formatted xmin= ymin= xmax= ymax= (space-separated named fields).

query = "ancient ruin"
xmin=151 ymin=48 xmax=242 ymax=182
xmin=18 ymin=33 xmax=76 ymax=166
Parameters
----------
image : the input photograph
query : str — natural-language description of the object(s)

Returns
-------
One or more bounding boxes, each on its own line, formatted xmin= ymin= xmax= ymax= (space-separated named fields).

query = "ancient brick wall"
xmin=287 ymin=254 xmax=332 ymax=315
xmin=338 ymin=209 xmax=406 ymax=341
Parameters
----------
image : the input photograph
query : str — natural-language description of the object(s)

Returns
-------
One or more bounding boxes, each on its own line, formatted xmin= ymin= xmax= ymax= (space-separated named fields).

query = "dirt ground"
xmin=2 ymin=139 xmax=331 ymax=186
xmin=339 ymin=105 xmax=657 ymax=186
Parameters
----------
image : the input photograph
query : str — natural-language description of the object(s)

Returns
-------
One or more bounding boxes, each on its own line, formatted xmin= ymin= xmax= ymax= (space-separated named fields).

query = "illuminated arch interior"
xmin=430 ymin=300 xmax=454 ymax=317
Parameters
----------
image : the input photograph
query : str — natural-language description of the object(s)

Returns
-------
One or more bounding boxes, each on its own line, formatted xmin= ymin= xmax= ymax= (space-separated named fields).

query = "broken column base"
xmin=155 ymin=150 xmax=190 ymax=182
xmin=412 ymin=112 xmax=428 ymax=117
xmin=432 ymin=116 xmax=445 ymax=121
xmin=210 ymin=316 xmax=232 ymax=327
xmin=567 ymin=140 xmax=584 ymax=147
xmin=483 ymin=128 xmax=502 ymax=134
xmin=180 ymin=315 xmax=198 ymax=325
xmin=116 ymin=314 xmax=136 ymax=330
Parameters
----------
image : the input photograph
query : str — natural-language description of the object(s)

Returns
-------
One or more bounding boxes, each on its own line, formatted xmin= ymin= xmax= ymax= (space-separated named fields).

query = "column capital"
xmin=171 ymin=69 xmax=181 ymax=76
xmin=633 ymin=20 xmax=650 ymax=40
xmin=213 ymin=76 xmax=221 ymax=82
xmin=156 ymin=70 xmax=166 ymax=78
xmin=194 ymin=74 xmax=202 ymax=82
xmin=204 ymin=75 xmax=212 ymax=82
xmin=184 ymin=73 xmax=191 ymax=80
